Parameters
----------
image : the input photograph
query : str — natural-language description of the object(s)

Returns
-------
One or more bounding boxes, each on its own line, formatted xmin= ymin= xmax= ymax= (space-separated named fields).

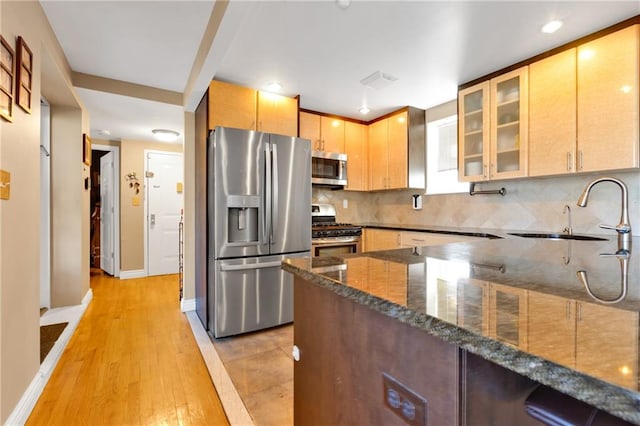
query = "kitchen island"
xmin=282 ymin=235 xmax=640 ymax=425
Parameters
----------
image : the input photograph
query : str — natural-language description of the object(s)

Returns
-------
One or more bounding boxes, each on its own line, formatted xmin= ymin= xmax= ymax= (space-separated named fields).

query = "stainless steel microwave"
xmin=311 ymin=151 xmax=347 ymax=187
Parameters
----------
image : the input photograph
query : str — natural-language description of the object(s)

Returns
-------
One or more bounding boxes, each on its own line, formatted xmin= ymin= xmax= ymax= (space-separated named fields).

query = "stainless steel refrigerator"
xmin=202 ymin=126 xmax=311 ymax=338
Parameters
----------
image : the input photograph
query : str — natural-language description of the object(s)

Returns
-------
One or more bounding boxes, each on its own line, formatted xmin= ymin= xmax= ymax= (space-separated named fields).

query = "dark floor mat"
xmin=40 ymin=323 xmax=68 ymax=363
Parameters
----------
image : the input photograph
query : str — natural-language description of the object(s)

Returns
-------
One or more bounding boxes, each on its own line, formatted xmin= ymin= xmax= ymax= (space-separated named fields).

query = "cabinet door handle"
xmin=578 ymin=151 xmax=584 ymax=171
xmin=577 ymin=304 xmax=582 ymax=322
xmin=566 ymin=301 xmax=571 ymax=320
xmin=567 ymin=152 xmax=572 ymax=171
xmin=483 ymin=164 xmax=488 ymax=179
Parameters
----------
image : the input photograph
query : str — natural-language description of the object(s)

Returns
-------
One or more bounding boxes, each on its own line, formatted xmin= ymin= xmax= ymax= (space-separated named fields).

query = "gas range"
xmin=311 ymin=204 xmax=362 ymax=238
xmin=311 ymin=204 xmax=362 ymax=256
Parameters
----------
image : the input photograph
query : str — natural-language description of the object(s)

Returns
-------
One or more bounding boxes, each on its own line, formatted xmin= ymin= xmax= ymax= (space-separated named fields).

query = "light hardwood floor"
xmin=26 ymin=272 xmax=229 ymax=426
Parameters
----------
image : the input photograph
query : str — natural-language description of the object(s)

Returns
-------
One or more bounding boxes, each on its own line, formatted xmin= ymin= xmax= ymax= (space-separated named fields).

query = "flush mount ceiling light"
xmin=266 ymin=81 xmax=282 ymax=92
xmin=359 ymin=106 xmax=370 ymax=115
xmin=541 ymin=20 xmax=563 ymax=34
xmin=96 ymin=129 xmax=111 ymax=136
xmin=360 ymin=71 xmax=398 ymax=90
xmin=336 ymin=0 xmax=351 ymax=9
xmin=152 ymin=129 xmax=180 ymax=142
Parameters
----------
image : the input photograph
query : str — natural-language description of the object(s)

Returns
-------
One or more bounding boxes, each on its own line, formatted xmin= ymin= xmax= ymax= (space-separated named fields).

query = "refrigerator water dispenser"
xmin=227 ymin=195 xmax=260 ymax=243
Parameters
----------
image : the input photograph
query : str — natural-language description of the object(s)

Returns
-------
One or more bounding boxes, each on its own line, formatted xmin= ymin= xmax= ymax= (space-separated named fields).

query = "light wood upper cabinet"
xmin=459 ymin=82 xmax=490 ymax=181
xmin=576 ymin=302 xmax=638 ymax=390
xmin=257 ymin=91 xmax=298 ymax=136
xmin=208 ymin=80 xmax=298 ymax=137
xmin=368 ymin=110 xmax=422 ymax=190
xmin=299 ymin=111 xmax=321 ymax=148
xmin=577 ymin=24 xmax=639 ymax=172
xmin=299 ymin=111 xmax=345 ymax=152
xmin=387 ymin=111 xmax=409 ymax=188
xmin=527 ymin=292 xmax=576 ymax=368
xmin=209 ymin=80 xmax=257 ymax=130
xmin=528 ymin=49 xmax=577 ymax=177
xmin=459 ymin=67 xmax=528 ymax=182
xmin=489 ymin=283 xmax=528 ymax=349
xmin=344 ymin=121 xmax=368 ymax=191
xmin=320 ymin=117 xmax=345 ymax=153
xmin=368 ymin=119 xmax=388 ymax=190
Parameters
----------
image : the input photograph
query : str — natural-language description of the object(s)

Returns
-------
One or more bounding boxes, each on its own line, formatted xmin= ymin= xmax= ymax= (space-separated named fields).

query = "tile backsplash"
xmin=313 ymin=170 xmax=640 ymax=236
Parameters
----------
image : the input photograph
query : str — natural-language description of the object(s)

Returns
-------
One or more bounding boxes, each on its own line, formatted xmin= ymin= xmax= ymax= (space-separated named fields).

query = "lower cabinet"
xmin=363 ymin=228 xmax=483 ymax=252
xmin=363 ymin=228 xmax=402 ymax=252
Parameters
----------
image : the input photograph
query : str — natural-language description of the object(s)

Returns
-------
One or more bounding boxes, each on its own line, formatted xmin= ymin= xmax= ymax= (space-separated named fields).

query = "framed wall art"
xmin=83 ymin=133 xmax=92 ymax=166
xmin=0 ymin=35 xmax=14 ymax=122
xmin=15 ymin=36 xmax=32 ymax=114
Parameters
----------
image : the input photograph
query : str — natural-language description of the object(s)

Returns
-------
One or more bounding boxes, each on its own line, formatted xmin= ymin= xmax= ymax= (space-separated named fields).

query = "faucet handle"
xmin=599 ymin=223 xmax=631 ymax=233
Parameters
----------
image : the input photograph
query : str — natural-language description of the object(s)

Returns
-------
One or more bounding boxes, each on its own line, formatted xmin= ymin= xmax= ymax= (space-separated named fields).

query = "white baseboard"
xmin=5 ymin=294 xmax=93 ymax=425
xmin=119 ymin=269 xmax=146 ymax=279
xmin=180 ymin=298 xmax=196 ymax=312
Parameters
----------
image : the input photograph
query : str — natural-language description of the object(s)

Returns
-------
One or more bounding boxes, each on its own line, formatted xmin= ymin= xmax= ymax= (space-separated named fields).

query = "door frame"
xmin=144 ymin=149 xmax=183 ymax=276
xmin=40 ymin=98 xmax=51 ymax=309
xmin=92 ymin=144 xmax=121 ymax=277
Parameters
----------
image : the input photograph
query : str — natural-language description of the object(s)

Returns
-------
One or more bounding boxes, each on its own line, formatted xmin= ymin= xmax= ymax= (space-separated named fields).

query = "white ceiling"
xmin=40 ymin=1 xmax=640 ymax=144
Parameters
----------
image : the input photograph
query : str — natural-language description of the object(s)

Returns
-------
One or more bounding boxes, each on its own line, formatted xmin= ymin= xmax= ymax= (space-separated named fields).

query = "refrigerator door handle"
xmin=271 ymin=143 xmax=279 ymax=245
xmin=220 ymin=260 xmax=283 ymax=272
xmin=263 ymin=145 xmax=271 ymax=244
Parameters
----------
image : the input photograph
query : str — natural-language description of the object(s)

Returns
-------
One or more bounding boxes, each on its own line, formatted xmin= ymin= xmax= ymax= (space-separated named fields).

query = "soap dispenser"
xmin=412 ymin=194 xmax=423 ymax=210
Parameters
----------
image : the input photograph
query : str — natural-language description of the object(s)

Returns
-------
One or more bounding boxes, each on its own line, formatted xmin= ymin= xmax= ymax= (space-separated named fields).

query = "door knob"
xmin=150 ymin=214 xmax=156 ymax=225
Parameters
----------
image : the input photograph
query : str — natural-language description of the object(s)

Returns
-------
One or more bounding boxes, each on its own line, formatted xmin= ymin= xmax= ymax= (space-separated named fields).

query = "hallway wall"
xmin=0 ymin=1 xmax=88 ymax=422
xmin=119 ymin=139 xmax=183 ymax=273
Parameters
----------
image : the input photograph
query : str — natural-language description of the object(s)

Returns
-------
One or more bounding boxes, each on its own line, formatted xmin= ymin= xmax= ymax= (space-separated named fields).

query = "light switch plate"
xmin=0 ymin=170 xmax=10 ymax=200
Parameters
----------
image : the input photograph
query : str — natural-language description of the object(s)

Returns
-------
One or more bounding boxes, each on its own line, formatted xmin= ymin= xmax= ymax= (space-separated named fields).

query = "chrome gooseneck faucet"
xmin=576 ymin=177 xmax=631 ymax=249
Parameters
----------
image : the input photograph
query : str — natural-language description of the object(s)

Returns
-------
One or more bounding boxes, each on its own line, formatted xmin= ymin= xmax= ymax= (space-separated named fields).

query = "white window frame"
xmin=426 ymin=114 xmax=469 ymax=195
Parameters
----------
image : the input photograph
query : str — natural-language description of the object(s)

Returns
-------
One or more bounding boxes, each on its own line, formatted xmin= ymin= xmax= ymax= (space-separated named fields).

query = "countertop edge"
xmin=282 ymin=261 xmax=640 ymax=425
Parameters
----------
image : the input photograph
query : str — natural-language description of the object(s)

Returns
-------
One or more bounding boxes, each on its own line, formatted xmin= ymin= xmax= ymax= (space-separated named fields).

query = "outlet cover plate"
xmin=382 ymin=373 xmax=427 ymax=426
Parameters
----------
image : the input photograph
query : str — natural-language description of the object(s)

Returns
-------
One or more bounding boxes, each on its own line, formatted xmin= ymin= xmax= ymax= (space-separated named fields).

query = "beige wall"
xmin=0 ymin=1 xmax=87 ymax=421
xmin=50 ymin=106 xmax=89 ymax=307
xmin=120 ymin=139 xmax=183 ymax=272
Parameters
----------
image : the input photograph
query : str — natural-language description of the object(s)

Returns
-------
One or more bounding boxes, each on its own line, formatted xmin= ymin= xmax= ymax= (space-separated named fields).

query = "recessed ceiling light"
xmin=266 ymin=81 xmax=282 ymax=92
xmin=359 ymin=107 xmax=370 ymax=114
xmin=541 ymin=20 xmax=563 ymax=34
xmin=152 ymin=129 xmax=180 ymax=142
xmin=336 ymin=0 xmax=351 ymax=9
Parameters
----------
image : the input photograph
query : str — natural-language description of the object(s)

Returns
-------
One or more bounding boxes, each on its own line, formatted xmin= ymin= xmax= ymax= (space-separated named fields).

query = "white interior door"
xmin=147 ymin=151 xmax=184 ymax=276
xmin=100 ymin=152 xmax=115 ymax=275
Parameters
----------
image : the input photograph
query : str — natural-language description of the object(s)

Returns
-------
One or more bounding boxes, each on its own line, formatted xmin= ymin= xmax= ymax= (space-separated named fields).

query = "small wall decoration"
xmin=83 ymin=133 xmax=92 ymax=165
xmin=125 ymin=172 xmax=141 ymax=194
xmin=0 ymin=36 xmax=15 ymax=122
xmin=15 ymin=36 xmax=32 ymax=114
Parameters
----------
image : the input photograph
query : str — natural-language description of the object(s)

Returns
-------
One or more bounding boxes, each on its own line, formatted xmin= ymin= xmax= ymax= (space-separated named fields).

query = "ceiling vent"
xmin=360 ymin=71 xmax=398 ymax=90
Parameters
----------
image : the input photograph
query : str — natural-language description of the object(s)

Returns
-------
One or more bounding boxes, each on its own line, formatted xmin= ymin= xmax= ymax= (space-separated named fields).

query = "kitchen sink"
xmin=507 ymin=232 xmax=608 ymax=241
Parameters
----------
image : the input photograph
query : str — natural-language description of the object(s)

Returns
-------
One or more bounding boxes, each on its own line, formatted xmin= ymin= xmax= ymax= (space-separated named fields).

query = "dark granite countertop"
xmin=282 ymin=234 xmax=640 ymax=424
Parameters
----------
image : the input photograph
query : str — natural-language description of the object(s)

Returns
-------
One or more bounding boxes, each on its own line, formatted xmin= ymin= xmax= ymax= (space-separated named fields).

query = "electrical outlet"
xmin=382 ymin=373 xmax=427 ymax=426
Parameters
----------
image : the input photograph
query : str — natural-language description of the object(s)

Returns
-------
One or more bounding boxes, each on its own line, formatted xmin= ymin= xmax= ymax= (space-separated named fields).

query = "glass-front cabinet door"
xmin=490 ymin=68 xmax=528 ymax=179
xmin=458 ymin=82 xmax=490 ymax=181
xmin=458 ymin=66 xmax=528 ymax=182
xmin=489 ymin=283 xmax=528 ymax=349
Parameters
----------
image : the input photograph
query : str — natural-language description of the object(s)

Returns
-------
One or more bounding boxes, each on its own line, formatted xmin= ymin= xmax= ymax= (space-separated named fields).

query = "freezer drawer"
xmin=209 ymin=252 xmax=308 ymax=338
